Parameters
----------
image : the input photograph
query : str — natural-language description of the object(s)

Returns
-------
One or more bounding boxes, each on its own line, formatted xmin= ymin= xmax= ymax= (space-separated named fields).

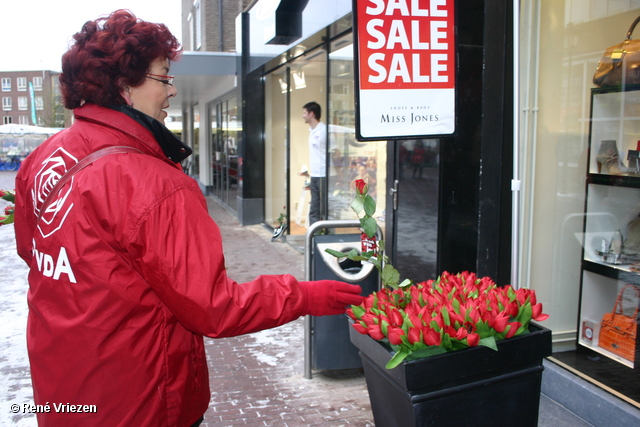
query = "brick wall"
xmin=181 ymin=0 xmax=247 ymax=52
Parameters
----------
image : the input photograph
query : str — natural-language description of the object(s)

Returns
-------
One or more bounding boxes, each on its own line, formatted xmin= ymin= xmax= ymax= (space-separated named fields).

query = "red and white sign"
xmin=354 ymin=0 xmax=456 ymax=139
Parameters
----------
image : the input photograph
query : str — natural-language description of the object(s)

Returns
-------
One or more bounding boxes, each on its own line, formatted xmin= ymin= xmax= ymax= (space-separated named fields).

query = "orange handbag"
xmin=598 ymin=284 xmax=639 ymax=362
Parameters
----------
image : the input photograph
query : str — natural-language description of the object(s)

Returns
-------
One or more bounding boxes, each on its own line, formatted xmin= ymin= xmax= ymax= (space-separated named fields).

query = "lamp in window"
xmin=278 ymin=78 xmax=288 ymax=93
xmin=293 ymin=71 xmax=306 ymax=89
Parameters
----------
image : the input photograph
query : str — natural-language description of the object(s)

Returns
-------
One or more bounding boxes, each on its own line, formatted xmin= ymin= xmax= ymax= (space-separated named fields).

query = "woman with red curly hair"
xmin=13 ymin=10 xmax=362 ymax=427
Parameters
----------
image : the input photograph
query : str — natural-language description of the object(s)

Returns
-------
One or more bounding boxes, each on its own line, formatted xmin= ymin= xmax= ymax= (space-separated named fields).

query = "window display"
xmin=580 ymin=84 xmax=640 ymax=368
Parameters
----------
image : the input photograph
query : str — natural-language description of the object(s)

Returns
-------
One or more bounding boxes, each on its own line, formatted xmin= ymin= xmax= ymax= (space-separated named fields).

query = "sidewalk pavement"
xmin=199 ymin=196 xmax=374 ymax=426
xmin=0 ymin=170 xmax=590 ymax=426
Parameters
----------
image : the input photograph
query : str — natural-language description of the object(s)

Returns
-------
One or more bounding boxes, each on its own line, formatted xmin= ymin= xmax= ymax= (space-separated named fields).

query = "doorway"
xmin=386 ymin=139 xmax=441 ymax=283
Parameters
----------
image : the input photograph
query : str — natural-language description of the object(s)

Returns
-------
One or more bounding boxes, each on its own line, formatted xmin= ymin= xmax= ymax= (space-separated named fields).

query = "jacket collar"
xmin=112 ymin=105 xmax=192 ymax=163
xmin=73 ymin=103 xmax=192 ymax=164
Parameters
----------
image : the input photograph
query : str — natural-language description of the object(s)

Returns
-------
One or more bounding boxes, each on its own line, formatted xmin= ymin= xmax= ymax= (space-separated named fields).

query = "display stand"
xmin=580 ymin=84 xmax=640 ymax=368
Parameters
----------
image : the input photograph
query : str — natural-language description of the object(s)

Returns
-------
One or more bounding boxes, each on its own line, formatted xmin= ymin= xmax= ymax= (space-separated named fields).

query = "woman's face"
xmin=125 ymin=58 xmax=177 ymax=122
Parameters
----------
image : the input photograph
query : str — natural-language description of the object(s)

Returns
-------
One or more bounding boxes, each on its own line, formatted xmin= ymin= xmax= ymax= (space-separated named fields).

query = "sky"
xmin=0 ymin=1 xmax=183 ymax=72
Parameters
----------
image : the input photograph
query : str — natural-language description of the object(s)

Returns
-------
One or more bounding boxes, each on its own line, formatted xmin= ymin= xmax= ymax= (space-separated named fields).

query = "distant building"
xmin=0 ymin=70 xmax=71 ymax=128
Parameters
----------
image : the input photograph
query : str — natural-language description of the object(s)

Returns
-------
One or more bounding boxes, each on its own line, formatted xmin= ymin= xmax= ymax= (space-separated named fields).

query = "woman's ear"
xmin=120 ymin=87 xmax=133 ymax=106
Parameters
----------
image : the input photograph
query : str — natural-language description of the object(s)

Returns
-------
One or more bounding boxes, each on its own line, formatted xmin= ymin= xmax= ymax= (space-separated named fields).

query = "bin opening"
xmin=339 ymin=254 xmax=363 ymax=274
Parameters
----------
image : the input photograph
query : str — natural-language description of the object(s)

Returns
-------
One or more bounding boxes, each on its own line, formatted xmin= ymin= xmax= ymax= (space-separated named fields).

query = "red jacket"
xmin=14 ymin=104 xmax=307 ymax=426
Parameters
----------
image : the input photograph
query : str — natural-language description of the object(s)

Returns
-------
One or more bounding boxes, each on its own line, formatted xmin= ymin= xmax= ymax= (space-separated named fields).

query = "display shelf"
xmin=580 ymin=85 xmax=640 ymax=369
xmin=578 ymin=271 xmax=637 ymax=368
xmin=581 ymin=261 xmax=640 ymax=287
xmin=588 ymin=86 xmax=640 ymax=175
xmin=588 ymin=173 xmax=640 ymax=187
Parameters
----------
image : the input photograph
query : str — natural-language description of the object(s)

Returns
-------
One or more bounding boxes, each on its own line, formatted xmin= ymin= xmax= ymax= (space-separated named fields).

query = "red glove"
xmin=299 ymin=280 xmax=364 ymax=316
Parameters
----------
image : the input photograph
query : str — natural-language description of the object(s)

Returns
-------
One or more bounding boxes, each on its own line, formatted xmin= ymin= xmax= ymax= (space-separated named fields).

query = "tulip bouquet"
xmin=0 ymin=189 xmax=15 ymax=225
xmin=349 ymin=271 xmax=549 ymax=368
xmin=326 ymin=179 xmax=549 ymax=369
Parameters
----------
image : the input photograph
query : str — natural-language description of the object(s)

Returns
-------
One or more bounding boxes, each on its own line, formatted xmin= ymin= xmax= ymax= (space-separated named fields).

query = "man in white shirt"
xmin=302 ymin=101 xmax=327 ymax=225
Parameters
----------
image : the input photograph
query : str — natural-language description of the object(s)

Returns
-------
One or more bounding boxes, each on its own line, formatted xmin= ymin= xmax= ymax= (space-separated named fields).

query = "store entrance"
xmin=386 ymin=139 xmax=441 ymax=283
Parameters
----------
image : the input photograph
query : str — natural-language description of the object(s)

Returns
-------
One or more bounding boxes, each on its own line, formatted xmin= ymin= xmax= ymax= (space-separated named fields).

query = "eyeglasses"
xmin=146 ymin=74 xmax=174 ymax=86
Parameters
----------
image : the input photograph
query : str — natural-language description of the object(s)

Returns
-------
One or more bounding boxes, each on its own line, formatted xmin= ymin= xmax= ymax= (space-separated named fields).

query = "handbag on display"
xmin=598 ymin=284 xmax=640 ymax=362
xmin=593 ymin=15 xmax=640 ymax=87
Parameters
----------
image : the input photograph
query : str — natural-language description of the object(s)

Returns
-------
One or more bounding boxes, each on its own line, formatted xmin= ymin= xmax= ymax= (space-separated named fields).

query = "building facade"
xmin=173 ymin=1 xmax=640 ymax=424
xmin=0 ymin=70 xmax=69 ymax=128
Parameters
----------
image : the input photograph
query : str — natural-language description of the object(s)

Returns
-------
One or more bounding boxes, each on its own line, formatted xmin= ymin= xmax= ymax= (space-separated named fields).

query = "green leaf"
xmin=442 ymin=333 xmax=453 ymax=351
xmin=350 ymin=194 xmax=364 ymax=214
xmin=475 ymin=320 xmax=491 ymax=337
xmin=368 ymin=257 xmax=382 ymax=269
xmin=405 ymin=346 xmax=447 ymax=360
xmin=362 ymin=216 xmax=377 ymax=237
xmin=324 ymin=248 xmax=349 ymax=258
xmin=381 ymin=320 xmax=389 ymax=336
xmin=479 ymin=336 xmax=498 ymax=351
xmin=386 ymin=349 xmax=410 ymax=369
xmin=442 ymin=306 xmax=450 ymax=326
xmin=0 ymin=216 xmax=14 ymax=225
xmin=351 ymin=305 xmax=365 ymax=318
xmin=399 ymin=278 xmax=413 ymax=288
xmin=363 ymin=194 xmax=376 ymax=216
xmin=0 ymin=192 xmax=15 ymax=203
xmin=452 ymin=297 xmax=460 ymax=314
xmin=382 ymin=264 xmax=400 ymax=287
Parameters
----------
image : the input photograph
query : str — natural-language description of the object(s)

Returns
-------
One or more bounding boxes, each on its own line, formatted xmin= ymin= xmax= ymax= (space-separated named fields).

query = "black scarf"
xmin=113 ymin=105 xmax=192 ymax=164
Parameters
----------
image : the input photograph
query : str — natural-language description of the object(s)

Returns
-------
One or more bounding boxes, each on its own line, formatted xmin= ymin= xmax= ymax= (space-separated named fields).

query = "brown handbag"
xmin=593 ymin=15 xmax=640 ymax=87
xmin=598 ymin=284 xmax=639 ymax=362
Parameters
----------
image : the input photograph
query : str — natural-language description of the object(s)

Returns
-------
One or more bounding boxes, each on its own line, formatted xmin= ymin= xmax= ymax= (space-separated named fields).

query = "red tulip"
xmin=389 ymin=308 xmax=404 ymax=326
xmin=387 ymin=326 xmax=405 ymax=345
xmin=466 ymin=333 xmax=480 ymax=347
xmin=408 ymin=327 xmax=422 ymax=345
xmin=490 ymin=311 xmax=509 ymax=333
xmin=368 ymin=324 xmax=385 ymax=340
xmin=455 ymin=327 xmax=468 ymax=341
xmin=352 ymin=322 xmax=368 ymax=335
xmin=505 ymin=321 xmax=521 ymax=339
xmin=360 ymin=312 xmax=375 ymax=323
xmin=532 ymin=303 xmax=549 ymax=321
xmin=424 ymin=327 xmax=442 ymax=346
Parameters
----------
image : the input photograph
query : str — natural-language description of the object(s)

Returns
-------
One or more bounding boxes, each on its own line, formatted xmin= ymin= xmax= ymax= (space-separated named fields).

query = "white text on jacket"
xmin=32 ymin=239 xmax=77 ymax=283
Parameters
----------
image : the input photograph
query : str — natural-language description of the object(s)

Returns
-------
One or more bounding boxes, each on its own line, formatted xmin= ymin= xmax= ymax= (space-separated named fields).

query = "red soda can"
xmin=361 ymin=232 xmax=377 ymax=256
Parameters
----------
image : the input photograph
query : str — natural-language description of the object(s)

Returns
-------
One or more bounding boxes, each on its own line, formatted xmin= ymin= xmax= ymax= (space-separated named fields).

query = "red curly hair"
xmin=60 ymin=9 xmax=182 ymax=109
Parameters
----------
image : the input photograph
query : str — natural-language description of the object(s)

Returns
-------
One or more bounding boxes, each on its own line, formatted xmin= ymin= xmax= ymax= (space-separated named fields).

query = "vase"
xmin=349 ymin=320 xmax=552 ymax=427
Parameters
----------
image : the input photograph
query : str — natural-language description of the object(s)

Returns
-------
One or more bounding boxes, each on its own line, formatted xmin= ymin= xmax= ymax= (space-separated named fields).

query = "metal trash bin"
xmin=304 ymin=220 xmax=381 ymax=379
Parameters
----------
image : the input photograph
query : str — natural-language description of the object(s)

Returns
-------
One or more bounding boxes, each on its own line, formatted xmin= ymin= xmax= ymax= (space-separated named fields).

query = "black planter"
xmin=349 ymin=321 xmax=552 ymax=427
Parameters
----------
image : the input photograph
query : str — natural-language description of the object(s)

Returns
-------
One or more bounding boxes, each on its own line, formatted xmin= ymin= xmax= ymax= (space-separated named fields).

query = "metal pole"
xmin=511 ymin=1 xmax=521 ymax=289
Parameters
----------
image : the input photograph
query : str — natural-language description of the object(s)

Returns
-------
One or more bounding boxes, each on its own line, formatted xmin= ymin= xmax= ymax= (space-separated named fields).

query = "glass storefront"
xmin=520 ymin=1 xmax=640 ymax=404
xmin=327 ymin=35 xmax=387 ymax=235
xmin=209 ymin=96 xmax=240 ymax=212
xmin=264 ymin=35 xmax=387 ymax=240
xmin=191 ymin=105 xmax=200 ymax=178
xmin=265 ymin=67 xmax=288 ymax=228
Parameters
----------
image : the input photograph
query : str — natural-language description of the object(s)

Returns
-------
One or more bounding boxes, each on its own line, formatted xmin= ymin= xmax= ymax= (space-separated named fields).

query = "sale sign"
xmin=353 ymin=0 xmax=456 ymax=139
